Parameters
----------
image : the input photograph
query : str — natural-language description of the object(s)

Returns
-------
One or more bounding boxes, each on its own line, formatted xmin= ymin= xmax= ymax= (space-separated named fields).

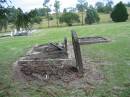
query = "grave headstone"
xmin=64 ymin=37 xmax=68 ymax=52
xmin=71 ymin=31 xmax=83 ymax=74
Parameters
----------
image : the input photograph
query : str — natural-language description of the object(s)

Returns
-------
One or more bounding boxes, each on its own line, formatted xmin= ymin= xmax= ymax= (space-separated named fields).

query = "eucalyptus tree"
xmin=43 ymin=0 xmax=50 ymax=28
xmin=95 ymin=2 xmax=105 ymax=13
xmin=76 ymin=0 xmax=88 ymax=25
xmin=104 ymin=0 xmax=113 ymax=13
xmin=54 ymin=0 xmax=60 ymax=27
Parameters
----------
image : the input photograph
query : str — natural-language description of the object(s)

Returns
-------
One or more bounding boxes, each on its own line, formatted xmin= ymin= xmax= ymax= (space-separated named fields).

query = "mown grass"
xmin=0 ymin=22 xmax=130 ymax=97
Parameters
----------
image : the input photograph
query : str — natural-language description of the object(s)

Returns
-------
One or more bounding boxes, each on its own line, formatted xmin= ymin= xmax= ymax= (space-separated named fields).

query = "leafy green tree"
xmin=30 ymin=8 xmax=46 ymax=17
xmin=104 ymin=0 xmax=113 ymax=13
xmin=43 ymin=0 xmax=51 ymax=28
xmin=85 ymin=6 xmax=100 ymax=24
xmin=54 ymin=0 xmax=60 ymax=27
xmin=95 ymin=2 xmax=105 ymax=13
xmin=63 ymin=8 xmax=67 ymax=13
xmin=59 ymin=12 xmax=80 ymax=26
xmin=76 ymin=0 xmax=88 ymax=25
xmin=67 ymin=7 xmax=76 ymax=12
xmin=7 ymin=6 xmax=17 ymax=23
xmin=15 ymin=8 xmax=29 ymax=31
xmin=0 ymin=0 xmax=9 ymax=32
xmin=15 ymin=8 xmax=41 ymax=31
xmin=0 ymin=8 xmax=8 ymax=32
xmin=111 ymin=1 xmax=128 ymax=22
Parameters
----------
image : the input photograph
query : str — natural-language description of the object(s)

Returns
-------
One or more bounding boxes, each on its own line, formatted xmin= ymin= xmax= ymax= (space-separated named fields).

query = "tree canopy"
xmin=85 ymin=6 xmax=100 ymax=24
xmin=59 ymin=12 xmax=80 ymax=26
xmin=111 ymin=1 xmax=128 ymax=22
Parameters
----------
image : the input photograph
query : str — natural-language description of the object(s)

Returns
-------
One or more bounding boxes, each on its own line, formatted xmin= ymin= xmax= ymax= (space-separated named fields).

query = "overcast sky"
xmin=11 ymin=0 xmax=129 ymax=12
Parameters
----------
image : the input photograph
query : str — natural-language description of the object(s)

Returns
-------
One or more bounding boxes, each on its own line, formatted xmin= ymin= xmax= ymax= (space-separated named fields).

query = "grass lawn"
xmin=0 ymin=22 xmax=130 ymax=97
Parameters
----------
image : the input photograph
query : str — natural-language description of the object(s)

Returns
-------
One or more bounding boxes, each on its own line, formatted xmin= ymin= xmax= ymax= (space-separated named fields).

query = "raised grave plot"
xmin=79 ymin=36 xmax=109 ymax=45
xmin=13 ymin=42 xmax=82 ymax=83
xmin=13 ymin=31 xmax=109 ymax=88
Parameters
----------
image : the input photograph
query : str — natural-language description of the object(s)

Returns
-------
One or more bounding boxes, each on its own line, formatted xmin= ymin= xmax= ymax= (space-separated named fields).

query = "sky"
xmin=11 ymin=0 xmax=130 ymax=12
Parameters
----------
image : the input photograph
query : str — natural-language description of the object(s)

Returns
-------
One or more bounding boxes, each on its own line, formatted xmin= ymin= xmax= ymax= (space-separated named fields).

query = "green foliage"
xmin=15 ymin=8 xmax=42 ymax=31
xmin=59 ymin=12 xmax=80 ymax=26
xmin=111 ymin=1 xmax=128 ymax=22
xmin=15 ymin=8 xmax=30 ymax=31
xmin=95 ymin=2 xmax=105 ymax=13
xmin=119 ymin=87 xmax=130 ymax=97
xmin=85 ymin=6 xmax=100 ymax=24
xmin=63 ymin=8 xmax=67 ymax=13
xmin=0 ymin=0 xmax=9 ymax=31
xmin=76 ymin=0 xmax=88 ymax=25
xmin=30 ymin=8 xmax=47 ymax=17
xmin=76 ymin=0 xmax=88 ymax=12
xmin=43 ymin=0 xmax=51 ymax=28
xmin=0 ymin=8 xmax=8 ymax=31
xmin=54 ymin=0 xmax=60 ymax=27
xmin=95 ymin=1 xmax=113 ymax=13
xmin=105 ymin=0 xmax=113 ymax=13
xmin=7 ymin=7 xmax=17 ymax=23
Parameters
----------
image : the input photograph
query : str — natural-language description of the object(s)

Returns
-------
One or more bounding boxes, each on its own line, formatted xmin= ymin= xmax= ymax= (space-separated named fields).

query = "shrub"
xmin=85 ymin=7 xmax=100 ymax=24
xmin=59 ymin=12 xmax=80 ymax=26
xmin=111 ymin=1 xmax=128 ymax=22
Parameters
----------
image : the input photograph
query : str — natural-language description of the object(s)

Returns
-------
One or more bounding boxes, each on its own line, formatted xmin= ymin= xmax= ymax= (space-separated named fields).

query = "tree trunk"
xmin=81 ymin=11 xmax=84 ymax=25
xmin=56 ymin=13 xmax=59 ymax=27
xmin=47 ymin=12 xmax=50 ymax=28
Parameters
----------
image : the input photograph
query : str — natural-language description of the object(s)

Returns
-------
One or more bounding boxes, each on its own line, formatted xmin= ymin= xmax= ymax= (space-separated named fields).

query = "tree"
xmin=59 ymin=12 xmax=80 ymax=26
xmin=15 ymin=8 xmax=41 ymax=31
xmin=95 ymin=2 xmax=105 ymax=13
xmin=125 ymin=2 xmax=130 ymax=7
xmin=85 ymin=6 xmax=100 ymax=24
xmin=43 ymin=0 xmax=50 ymax=28
xmin=54 ymin=0 xmax=60 ymax=27
xmin=63 ymin=8 xmax=67 ymax=13
xmin=111 ymin=1 xmax=128 ymax=22
xmin=0 ymin=8 xmax=8 ymax=32
xmin=104 ymin=0 xmax=113 ymax=13
xmin=15 ymin=8 xmax=29 ymax=31
xmin=0 ymin=0 xmax=9 ymax=32
xmin=30 ymin=8 xmax=47 ymax=17
xmin=7 ymin=6 xmax=17 ymax=23
xmin=76 ymin=0 xmax=88 ymax=25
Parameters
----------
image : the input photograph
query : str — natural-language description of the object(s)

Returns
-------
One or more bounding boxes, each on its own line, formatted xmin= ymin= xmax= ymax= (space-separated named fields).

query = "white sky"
xmin=11 ymin=0 xmax=130 ymax=12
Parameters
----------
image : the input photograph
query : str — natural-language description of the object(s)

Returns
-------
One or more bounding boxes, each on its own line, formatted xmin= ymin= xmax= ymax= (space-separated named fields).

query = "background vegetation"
xmin=0 ymin=0 xmax=130 ymax=97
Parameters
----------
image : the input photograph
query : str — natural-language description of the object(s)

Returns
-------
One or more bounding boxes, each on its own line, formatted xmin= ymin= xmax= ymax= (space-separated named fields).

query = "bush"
xmin=49 ymin=15 xmax=53 ymax=20
xmin=111 ymin=1 xmax=128 ymax=22
xmin=85 ymin=7 xmax=100 ymax=24
xmin=59 ymin=12 xmax=80 ymax=26
xmin=31 ymin=17 xmax=42 ymax=24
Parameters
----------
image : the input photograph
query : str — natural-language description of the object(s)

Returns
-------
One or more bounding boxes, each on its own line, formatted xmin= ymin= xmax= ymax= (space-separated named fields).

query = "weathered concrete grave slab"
xmin=79 ymin=36 xmax=109 ymax=45
xmin=13 ymin=41 xmax=81 ymax=83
